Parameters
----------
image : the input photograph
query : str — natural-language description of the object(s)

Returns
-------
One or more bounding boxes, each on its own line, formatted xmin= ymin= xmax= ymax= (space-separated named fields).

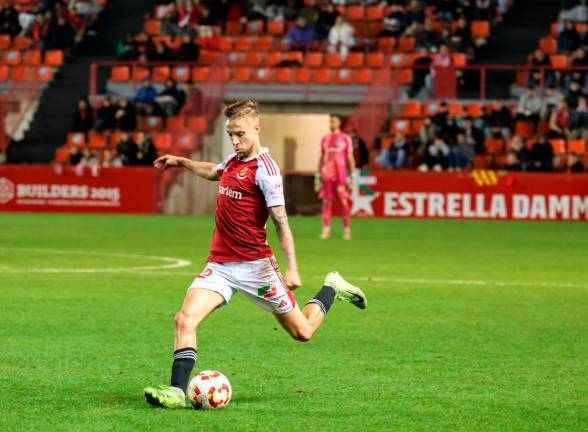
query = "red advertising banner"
xmin=0 ymin=165 xmax=161 ymax=214
xmin=351 ymin=170 xmax=588 ymax=221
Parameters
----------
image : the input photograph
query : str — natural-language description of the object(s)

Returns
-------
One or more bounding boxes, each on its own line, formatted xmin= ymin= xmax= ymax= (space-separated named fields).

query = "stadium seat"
xmin=335 ymin=69 xmax=352 ymax=84
xmin=234 ymin=36 xmax=253 ymax=51
xmin=0 ymin=35 xmax=10 ymax=50
xmin=346 ymin=5 xmax=365 ymax=21
xmin=390 ymin=119 xmax=410 ymax=134
xmin=539 ymin=37 xmax=557 ymax=54
xmin=294 ymin=68 xmax=311 ymax=83
xmin=549 ymin=139 xmax=566 ymax=155
xmin=144 ymin=19 xmax=161 ymax=35
xmin=567 ymin=139 xmax=586 ymax=154
xmin=344 ymin=52 xmax=364 ymax=68
xmin=132 ymin=66 xmax=150 ymax=82
xmin=245 ymin=51 xmax=264 ymax=67
xmin=389 ymin=54 xmax=407 ymax=68
xmin=452 ymin=53 xmax=467 ymax=68
xmin=246 ymin=20 xmax=264 ymax=35
xmin=365 ymin=5 xmax=384 ymax=20
xmin=0 ymin=65 xmax=9 ymax=81
xmin=174 ymin=132 xmax=195 ymax=150
xmin=485 ymin=138 xmax=504 ymax=154
xmin=167 ymin=116 xmax=186 ymax=131
xmin=23 ymin=50 xmax=41 ymax=66
xmin=256 ymin=35 xmax=274 ymax=51
xmin=3 ymin=50 xmax=20 ymax=66
xmin=366 ymin=52 xmax=384 ymax=69
xmin=380 ymin=136 xmax=394 ymax=149
xmin=283 ymin=51 xmax=303 ymax=63
xmin=398 ymin=69 xmax=413 ymax=85
xmin=44 ymin=50 xmax=63 ymax=66
xmin=267 ymin=20 xmax=285 ymax=35
xmin=515 ymin=121 xmax=535 ymax=137
xmin=227 ymin=52 xmax=246 ymax=66
xmin=225 ymin=21 xmax=242 ymax=36
xmin=67 ymin=132 xmax=86 ymax=147
xmin=218 ymin=36 xmax=232 ymax=51
xmin=13 ymin=35 xmax=32 ymax=50
xmin=471 ymin=20 xmax=490 ymax=38
xmin=265 ymin=52 xmax=282 ymax=67
xmin=423 ymin=102 xmax=439 ymax=116
xmin=11 ymin=65 xmax=32 ymax=81
xmin=187 ymin=116 xmax=207 ymax=133
xmin=366 ymin=22 xmax=384 ymax=37
xmin=274 ymin=67 xmax=292 ymax=83
xmin=354 ymin=68 xmax=373 ymax=84
xmin=410 ymin=119 xmax=424 ymax=135
xmin=143 ymin=116 xmax=163 ymax=132
xmin=55 ymin=147 xmax=70 ymax=163
xmin=36 ymin=66 xmax=53 ymax=81
xmin=171 ymin=66 xmax=190 ymax=82
xmin=447 ymin=103 xmax=464 ymax=117
xmin=199 ymin=50 xmax=221 ymax=64
xmin=550 ymin=22 xmax=558 ymax=37
xmin=325 ymin=53 xmax=343 ymax=68
xmin=88 ymin=132 xmax=107 ymax=150
xmin=192 ymin=67 xmax=209 ymax=82
xmin=398 ymin=37 xmax=415 ymax=52
xmin=152 ymin=66 xmax=170 ymax=82
xmin=253 ymin=67 xmax=272 ymax=83
xmin=377 ymin=37 xmax=396 ymax=52
xmin=466 ymin=103 xmax=483 ymax=118
xmin=154 ymin=133 xmax=172 ymax=150
xmin=233 ymin=67 xmax=252 ymax=82
xmin=313 ymin=68 xmax=332 ymax=84
xmin=550 ymin=54 xmax=569 ymax=69
xmin=304 ymin=52 xmax=323 ymax=68
xmin=402 ymin=102 xmax=422 ymax=118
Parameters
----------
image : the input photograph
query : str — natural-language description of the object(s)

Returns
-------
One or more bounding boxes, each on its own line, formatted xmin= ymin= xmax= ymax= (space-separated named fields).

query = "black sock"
xmin=170 ymin=347 xmax=197 ymax=394
xmin=306 ymin=285 xmax=336 ymax=315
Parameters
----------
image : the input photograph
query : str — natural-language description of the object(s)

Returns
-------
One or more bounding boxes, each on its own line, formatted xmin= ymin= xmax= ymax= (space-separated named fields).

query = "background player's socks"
xmin=170 ymin=347 xmax=197 ymax=394
xmin=306 ymin=285 xmax=336 ymax=315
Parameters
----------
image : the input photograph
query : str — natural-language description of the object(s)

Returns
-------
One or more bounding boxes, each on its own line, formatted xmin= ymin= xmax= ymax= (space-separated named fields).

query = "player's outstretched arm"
xmin=269 ymin=205 xmax=302 ymax=290
xmin=154 ymin=155 xmax=219 ymax=181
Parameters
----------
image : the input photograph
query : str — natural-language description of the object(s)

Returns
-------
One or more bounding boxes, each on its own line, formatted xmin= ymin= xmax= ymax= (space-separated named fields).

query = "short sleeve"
xmin=256 ymin=158 xmax=285 ymax=208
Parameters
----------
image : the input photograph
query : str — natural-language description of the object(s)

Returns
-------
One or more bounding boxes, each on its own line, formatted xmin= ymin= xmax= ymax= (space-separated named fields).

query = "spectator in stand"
xmin=177 ymin=0 xmax=199 ymax=36
xmin=67 ymin=145 xmax=82 ymax=165
xmin=417 ymin=117 xmax=436 ymax=158
xmin=136 ymin=132 xmax=158 ymax=166
xmin=115 ymin=98 xmax=137 ymax=131
xmin=198 ymin=5 xmax=219 ymax=26
xmin=547 ymin=100 xmax=570 ymax=138
xmin=95 ymin=97 xmax=116 ymax=132
xmin=299 ymin=0 xmax=319 ymax=27
xmin=557 ymin=19 xmax=580 ymax=53
xmin=541 ymin=85 xmax=565 ymax=121
xmin=438 ymin=115 xmax=460 ymax=147
xmin=116 ymin=132 xmax=139 ymax=166
xmin=568 ymin=96 xmax=588 ymax=140
xmin=316 ymin=2 xmax=339 ymax=40
xmin=101 ymin=148 xmax=122 ymax=167
xmin=432 ymin=101 xmax=450 ymax=127
xmin=0 ymin=1 xmax=21 ymax=37
xmin=568 ymin=47 xmax=588 ymax=89
xmin=474 ymin=0 xmax=495 ymax=23
xmin=150 ymin=41 xmax=173 ymax=61
xmin=375 ymin=133 xmax=407 ymax=169
xmin=381 ymin=4 xmax=405 ymax=37
xmin=425 ymin=43 xmax=453 ymax=95
xmin=47 ymin=15 xmax=75 ymax=59
xmin=409 ymin=47 xmax=433 ymax=97
xmin=156 ymin=78 xmax=185 ymax=117
xmin=161 ymin=2 xmax=181 ymax=36
xmin=530 ymin=134 xmax=553 ymax=172
xmin=327 ymin=15 xmax=354 ymax=59
xmin=133 ymin=78 xmax=158 ymax=116
xmin=177 ymin=33 xmax=200 ymax=62
xmin=72 ymin=99 xmax=94 ymax=133
xmin=487 ymin=100 xmax=512 ymax=139
xmin=282 ymin=0 xmax=302 ymax=21
xmin=566 ymin=80 xmax=586 ymax=109
xmin=461 ymin=116 xmax=484 ymax=154
xmin=567 ymin=153 xmax=585 ymax=173
xmin=505 ymin=136 xmax=530 ymax=171
xmin=68 ymin=0 xmax=99 ymax=28
xmin=528 ymin=48 xmax=555 ymax=88
xmin=436 ymin=0 xmax=459 ymax=22
xmin=516 ymin=86 xmax=543 ymax=123
xmin=134 ymin=32 xmax=155 ymax=59
xmin=449 ymin=131 xmax=474 ymax=170
xmin=450 ymin=15 xmax=474 ymax=58
xmin=404 ymin=0 xmax=425 ymax=30
xmin=419 ymin=137 xmax=450 ymax=172
xmin=285 ymin=16 xmax=316 ymax=49
xmin=414 ymin=18 xmax=442 ymax=51
xmin=117 ymin=34 xmax=139 ymax=60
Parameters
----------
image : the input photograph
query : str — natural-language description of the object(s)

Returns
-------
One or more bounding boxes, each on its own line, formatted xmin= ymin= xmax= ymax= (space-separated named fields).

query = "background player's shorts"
xmin=188 ymin=256 xmax=296 ymax=314
xmin=320 ymin=180 xmax=349 ymax=200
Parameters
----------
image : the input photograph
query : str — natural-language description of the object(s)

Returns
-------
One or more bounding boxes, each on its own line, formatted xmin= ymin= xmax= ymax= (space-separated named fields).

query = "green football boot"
xmin=324 ymin=271 xmax=367 ymax=310
xmin=144 ymin=385 xmax=186 ymax=408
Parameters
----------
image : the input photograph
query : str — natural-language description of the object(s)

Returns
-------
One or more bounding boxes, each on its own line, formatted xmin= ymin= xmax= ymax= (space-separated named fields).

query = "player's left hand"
xmin=284 ymin=269 xmax=302 ymax=290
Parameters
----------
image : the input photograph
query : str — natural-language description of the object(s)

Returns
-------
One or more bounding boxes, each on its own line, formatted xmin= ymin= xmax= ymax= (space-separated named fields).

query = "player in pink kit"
xmin=144 ymin=100 xmax=366 ymax=408
xmin=316 ymin=114 xmax=356 ymax=240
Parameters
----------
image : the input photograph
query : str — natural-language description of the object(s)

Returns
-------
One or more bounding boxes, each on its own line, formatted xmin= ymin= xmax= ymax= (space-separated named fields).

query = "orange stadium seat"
xmin=13 ymin=36 xmax=32 ymax=50
xmin=23 ymin=50 xmax=41 ymax=66
xmin=390 ymin=119 xmax=410 ymax=134
xmin=171 ymin=66 xmax=190 ymax=82
xmin=218 ymin=36 xmax=232 ymax=51
xmin=187 ymin=116 xmax=207 ymax=133
xmin=367 ymin=52 xmax=384 ymax=68
xmin=284 ymin=51 xmax=303 ymax=63
xmin=367 ymin=22 xmax=384 ymax=37
xmin=365 ymin=5 xmax=384 ymax=20
xmin=144 ymin=19 xmax=161 ymax=35
xmin=174 ymin=132 xmax=195 ymax=150
xmin=380 ymin=136 xmax=394 ymax=149
xmin=167 ymin=116 xmax=186 ymax=132
xmin=256 ymin=35 xmax=274 ymax=51
xmin=265 ymin=52 xmax=282 ymax=66
xmin=294 ymin=68 xmax=311 ymax=83
xmin=227 ymin=52 xmax=246 ymax=66
xmin=304 ymin=52 xmax=323 ymax=68
xmin=225 ymin=21 xmax=242 ymax=36
xmin=354 ymin=68 xmax=372 ymax=84
xmin=411 ymin=118 xmax=424 ymax=135
xmin=0 ymin=34 xmax=10 ymax=50
xmin=313 ymin=68 xmax=332 ymax=84
xmin=0 ymin=65 xmax=9 ymax=81
xmin=447 ymin=103 xmax=464 ymax=117
xmin=67 ymin=132 xmax=86 ymax=147
xmin=132 ymin=66 xmax=150 ymax=82
xmin=346 ymin=5 xmax=365 ymax=21
xmin=274 ymin=67 xmax=292 ymax=83
xmin=36 ymin=66 xmax=52 ymax=81
xmin=233 ymin=67 xmax=252 ymax=82
xmin=154 ymin=133 xmax=172 ymax=151
xmin=402 ymin=102 xmax=422 ymax=117
xmin=246 ymin=20 xmax=264 ymax=35
xmin=423 ymin=101 xmax=439 ymax=116
xmin=467 ymin=103 xmax=483 ymax=117
xmin=88 ymin=132 xmax=107 ymax=150
xmin=152 ymin=66 xmax=170 ymax=82
xmin=539 ymin=37 xmax=557 ymax=54
xmin=11 ymin=65 xmax=32 ymax=81
xmin=550 ymin=22 xmax=558 ymax=37
xmin=45 ymin=50 xmax=63 ymax=66
xmin=398 ymin=69 xmax=413 ymax=85
xmin=234 ymin=36 xmax=253 ymax=51
xmin=485 ymin=138 xmax=503 ymax=154
xmin=325 ymin=53 xmax=343 ymax=68
xmin=471 ymin=20 xmax=490 ymax=38
xmin=109 ymin=66 xmax=129 ymax=82
xmin=246 ymin=51 xmax=264 ymax=67
xmin=3 ymin=50 xmax=20 ymax=66
xmin=549 ymin=139 xmax=566 ymax=155
xmin=143 ymin=116 xmax=163 ymax=132
xmin=377 ymin=37 xmax=396 ymax=52
xmin=344 ymin=52 xmax=364 ymax=68
xmin=267 ymin=20 xmax=285 ymax=35
xmin=253 ymin=67 xmax=272 ymax=83
xmin=55 ymin=147 xmax=70 ymax=163
xmin=452 ymin=52 xmax=467 ymax=68
xmin=191 ymin=66 xmax=210 ymax=82
xmin=567 ymin=139 xmax=586 ymax=154
xmin=335 ymin=69 xmax=352 ymax=84
xmin=550 ymin=54 xmax=569 ymax=69
xmin=515 ymin=121 xmax=535 ymax=137
xmin=398 ymin=36 xmax=415 ymax=52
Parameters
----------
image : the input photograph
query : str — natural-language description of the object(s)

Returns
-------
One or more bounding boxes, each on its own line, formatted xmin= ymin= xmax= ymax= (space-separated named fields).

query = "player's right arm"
xmin=154 ymin=155 xmax=219 ymax=181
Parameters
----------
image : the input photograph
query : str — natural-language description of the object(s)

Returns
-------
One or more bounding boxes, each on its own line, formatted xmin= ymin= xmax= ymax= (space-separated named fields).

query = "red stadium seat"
xmin=549 ymin=139 xmax=566 ymax=155
xmin=256 ymin=35 xmax=274 ymax=51
xmin=397 ymin=69 xmax=413 ymax=85
xmin=550 ymin=54 xmax=569 ymax=69
xmin=67 ymin=132 xmax=86 ymax=147
xmin=167 ymin=116 xmax=186 ymax=132
xmin=232 ymin=67 xmax=252 ymax=82
xmin=539 ymin=37 xmax=557 ymax=54
xmin=144 ymin=19 xmax=161 ymax=35
xmin=154 ymin=133 xmax=172 ymax=151
xmin=11 ymin=65 xmax=32 ymax=81
xmin=398 ymin=36 xmax=415 ymax=53
xmin=410 ymin=119 xmax=424 ymax=135
xmin=191 ymin=67 xmax=209 ymax=82
xmin=402 ymin=102 xmax=422 ymax=118
xmin=467 ymin=103 xmax=484 ymax=118
xmin=567 ymin=139 xmax=586 ymax=154
xmin=143 ymin=116 xmax=163 ymax=132
xmin=485 ymin=138 xmax=504 ymax=154
xmin=390 ymin=119 xmax=410 ymax=134
xmin=0 ymin=35 xmax=10 ymax=50
xmin=304 ymin=52 xmax=323 ymax=68
xmin=174 ymin=132 xmax=195 ymax=150
xmin=365 ymin=5 xmax=384 ymax=20
xmin=267 ymin=20 xmax=285 ymax=35
xmin=55 ymin=147 xmax=70 ymax=163
xmin=423 ymin=101 xmax=439 ymax=116
xmin=447 ymin=103 xmax=464 ymax=117
xmin=344 ymin=52 xmax=364 ymax=68
xmin=187 ymin=116 xmax=207 ymax=133
xmin=274 ymin=67 xmax=292 ymax=83
xmin=88 ymin=132 xmax=107 ymax=150
xmin=325 ymin=53 xmax=343 ymax=68
xmin=354 ymin=68 xmax=373 ymax=84
xmin=389 ymin=53 xmax=407 ymax=68
xmin=294 ymin=68 xmax=311 ymax=83
xmin=452 ymin=53 xmax=467 ymax=68
xmin=246 ymin=51 xmax=264 ymax=67
xmin=225 ymin=21 xmax=242 ymax=36
xmin=171 ymin=66 xmax=190 ymax=82
xmin=234 ymin=36 xmax=253 ymax=51
xmin=335 ymin=69 xmax=352 ymax=84
xmin=44 ymin=50 xmax=63 ymax=66
xmin=313 ymin=68 xmax=333 ymax=84
xmin=367 ymin=52 xmax=384 ymax=68
xmin=471 ymin=20 xmax=490 ymax=38
xmin=377 ymin=37 xmax=396 ymax=52
xmin=246 ymin=20 xmax=264 ymax=35
xmin=36 ymin=66 xmax=53 ymax=81
xmin=23 ymin=50 xmax=41 ymax=66
xmin=265 ymin=52 xmax=282 ymax=66
xmin=152 ymin=66 xmax=170 ymax=82
xmin=253 ymin=67 xmax=272 ymax=82
xmin=0 ymin=65 xmax=9 ymax=81
xmin=3 ymin=50 xmax=20 ymax=66
xmin=346 ymin=5 xmax=365 ymax=21
xmin=515 ymin=121 xmax=535 ymax=137
xmin=132 ymin=66 xmax=150 ymax=82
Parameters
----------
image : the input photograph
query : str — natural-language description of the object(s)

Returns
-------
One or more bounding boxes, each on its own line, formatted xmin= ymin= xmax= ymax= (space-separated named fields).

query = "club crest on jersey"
xmin=237 ymin=167 xmax=249 ymax=180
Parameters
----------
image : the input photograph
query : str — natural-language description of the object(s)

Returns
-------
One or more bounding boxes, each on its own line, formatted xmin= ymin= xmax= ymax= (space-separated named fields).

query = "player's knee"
xmin=175 ymin=311 xmax=199 ymax=332
xmin=292 ymin=327 xmax=312 ymax=342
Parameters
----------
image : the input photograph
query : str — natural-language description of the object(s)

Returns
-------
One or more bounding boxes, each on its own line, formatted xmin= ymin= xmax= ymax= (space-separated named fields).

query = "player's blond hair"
xmin=224 ymin=99 xmax=260 ymax=120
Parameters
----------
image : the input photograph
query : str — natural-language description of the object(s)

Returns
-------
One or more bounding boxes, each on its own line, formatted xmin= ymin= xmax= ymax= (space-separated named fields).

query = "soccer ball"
xmin=188 ymin=370 xmax=232 ymax=410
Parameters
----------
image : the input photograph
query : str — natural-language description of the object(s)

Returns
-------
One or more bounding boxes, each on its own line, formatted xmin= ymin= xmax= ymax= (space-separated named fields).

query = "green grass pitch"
xmin=0 ymin=213 xmax=587 ymax=431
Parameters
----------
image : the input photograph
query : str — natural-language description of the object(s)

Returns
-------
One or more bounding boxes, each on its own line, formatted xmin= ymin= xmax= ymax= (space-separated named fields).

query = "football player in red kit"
xmin=144 ymin=100 xmax=366 ymax=408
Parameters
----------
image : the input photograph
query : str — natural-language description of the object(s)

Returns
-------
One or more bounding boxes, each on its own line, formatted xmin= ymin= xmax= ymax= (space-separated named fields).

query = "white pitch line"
xmin=0 ymin=247 xmax=191 ymax=273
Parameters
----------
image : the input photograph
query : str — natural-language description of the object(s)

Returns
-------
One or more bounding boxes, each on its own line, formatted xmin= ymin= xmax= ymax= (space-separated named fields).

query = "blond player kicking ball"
xmin=144 ymin=99 xmax=366 ymax=408
xmin=315 ymin=114 xmax=356 ymax=240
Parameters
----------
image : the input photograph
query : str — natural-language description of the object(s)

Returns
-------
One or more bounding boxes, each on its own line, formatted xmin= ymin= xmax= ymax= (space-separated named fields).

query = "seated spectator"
xmin=530 ymin=134 xmax=553 ymax=172
xmin=506 ymin=136 xmax=530 ymax=171
xmin=115 ymin=98 xmax=137 ymax=131
xmin=414 ymin=18 xmax=442 ymax=51
xmin=436 ymin=0 xmax=459 ymax=23
xmin=117 ymin=34 xmax=139 ymax=60
xmin=541 ymin=85 xmax=565 ymax=121
xmin=136 ymin=132 xmax=158 ymax=166
xmin=375 ymin=133 xmax=408 ymax=169
xmin=404 ymin=0 xmax=425 ymax=30
xmin=161 ymin=2 xmax=181 ymax=37
xmin=557 ymin=19 xmax=580 ymax=53
xmin=409 ymin=47 xmax=433 ymax=97
xmin=438 ymin=115 xmax=461 ymax=147
xmin=67 ymin=145 xmax=82 ymax=165
xmin=286 ymin=16 xmax=316 ymax=49
xmin=380 ymin=4 xmax=405 ymax=37
xmin=547 ymin=100 xmax=570 ymax=138
xmin=461 ymin=116 xmax=484 ymax=154
xmin=449 ymin=131 xmax=474 ymax=170
xmin=0 ymin=2 xmax=21 ymax=37
xmin=116 ymin=132 xmax=139 ymax=166
xmin=567 ymin=153 xmax=585 ymax=173
xmin=177 ymin=33 xmax=199 ymax=62
xmin=474 ymin=0 xmax=495 ymax=23
xmin=95 ymin=97 xmax=116 ymax=132
xmin=177 ymin=0 xmax=199 ymax=36
xmin=473 ymin=105 xmax=490 ymax=131
xmin=47 ymin=16 xmax=75 ymax=59
xmin=450 ymin=16 xmax=474 ymax=57
xmin=198 ymin=5 xmax=218 ymax=26
xmin=417 ymin=117 xmax=435 ymax=158
xmin=149 ymin=41 xmax=173 ymax=62
xmin=432 ymin=101 xmax=450 ymax=128
xmin=567 ymin=47 xmax=588 ymax=88
xmin=299 ymin=0 xmax=320 ymax=27
xmin=316 ymin=2 xmax=339 ymax=40
xmin=133 ymin=78 xmax=158 ymax=116
xmin=528 ymin=49 xmax=555 ymax=88
xmin=419 ymin=137 xmax=450 ymax=172
xmin=72 ymin=99 xmax=94 ymax=133
xmin=566 ymin=80 xmax=586 ymax=109
xmin=327 ymin=16 xmax=355 ymax=59
xmin=487 ymin=100 xmax=513 ymax=139
xmin=568 ymin=96 xmax=588 ymax=140
xmin=101 ymin=148 xmax=122 ymax=167
xmin=516 ymin=86 xmax=542 ymax=123
xmin=156 ymin=78 xmax=185 ymax=117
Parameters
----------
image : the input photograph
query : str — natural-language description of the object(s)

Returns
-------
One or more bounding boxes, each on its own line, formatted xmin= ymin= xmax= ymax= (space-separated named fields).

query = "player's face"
xmin=329 ymin=116 xmax=341 ymax=132
xmin=226 ymin=115 xmax=260 ymax=159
